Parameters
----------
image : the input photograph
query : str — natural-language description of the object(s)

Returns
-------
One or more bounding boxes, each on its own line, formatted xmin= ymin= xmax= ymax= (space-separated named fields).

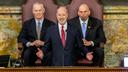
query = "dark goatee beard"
xmin=81 ymin=18 xmax=86 ymax=21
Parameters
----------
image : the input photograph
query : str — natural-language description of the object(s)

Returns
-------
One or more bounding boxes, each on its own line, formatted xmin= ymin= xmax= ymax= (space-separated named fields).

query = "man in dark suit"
xmin=18 ymin=2 xmax=54 ymax=66
xmin=68 ymin=4 xmax=106 ymax=67
xmin=36 ymin=6 xmax=93 ymax=66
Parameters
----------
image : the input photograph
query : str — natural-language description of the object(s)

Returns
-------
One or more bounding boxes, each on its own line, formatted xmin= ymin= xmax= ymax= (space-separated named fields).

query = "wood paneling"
xmin=0 ymin=67 xmax=128 ymax=72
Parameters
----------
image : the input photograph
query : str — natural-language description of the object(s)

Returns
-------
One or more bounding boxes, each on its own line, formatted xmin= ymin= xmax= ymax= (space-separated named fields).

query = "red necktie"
xmin=61 ymin=25 xmax=65 ymax=48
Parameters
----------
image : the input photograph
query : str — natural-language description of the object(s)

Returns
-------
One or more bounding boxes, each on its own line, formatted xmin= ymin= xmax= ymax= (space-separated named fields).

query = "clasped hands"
xmin=29 ymin=40 xmax=45 ymax=47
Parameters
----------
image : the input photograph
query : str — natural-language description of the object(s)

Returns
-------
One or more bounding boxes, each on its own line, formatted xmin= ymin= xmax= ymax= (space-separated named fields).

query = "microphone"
xmin=65 ymin=29 xmax=67 ymax=32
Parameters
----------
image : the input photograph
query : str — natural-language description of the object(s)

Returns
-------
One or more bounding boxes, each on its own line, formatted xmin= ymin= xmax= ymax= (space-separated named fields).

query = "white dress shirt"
xmin=58 ymin=22 xmax=67 ymax=40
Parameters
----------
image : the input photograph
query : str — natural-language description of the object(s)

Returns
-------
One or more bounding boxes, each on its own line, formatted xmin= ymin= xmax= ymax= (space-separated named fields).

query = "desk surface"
xmin=0 ymin=67 xmax=128 ymax=72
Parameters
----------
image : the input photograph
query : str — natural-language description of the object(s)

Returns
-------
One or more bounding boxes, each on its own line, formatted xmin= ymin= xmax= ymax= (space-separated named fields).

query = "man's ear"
xmin=43 ymin=8 xmax=45 ymax=13
xmin=88 ymin=10 xmax=91 ymax=16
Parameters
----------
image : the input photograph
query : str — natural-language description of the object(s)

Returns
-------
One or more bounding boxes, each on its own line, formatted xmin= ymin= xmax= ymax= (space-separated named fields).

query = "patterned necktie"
xmin=37 ymin=21 xmax=41 ymax=39
xmin=61 ymin=25 xmax=65 ymax=48
xmin=82 ymin=22 xmax=87 ymax=38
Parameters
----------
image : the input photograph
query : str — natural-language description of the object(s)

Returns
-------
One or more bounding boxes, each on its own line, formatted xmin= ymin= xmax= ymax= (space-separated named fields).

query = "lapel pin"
xmin=88 ymin=26 xmax=91 ymax=29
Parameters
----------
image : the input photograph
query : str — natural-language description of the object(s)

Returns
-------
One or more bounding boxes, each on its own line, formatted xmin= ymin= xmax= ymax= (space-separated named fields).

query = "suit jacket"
xmin=68 ymin=16 xmax=106 ymax=51
xmin=42 ymin=23 xmax=88 ymax=66
xmin=19 ymin=18 xmax=54 ymax=49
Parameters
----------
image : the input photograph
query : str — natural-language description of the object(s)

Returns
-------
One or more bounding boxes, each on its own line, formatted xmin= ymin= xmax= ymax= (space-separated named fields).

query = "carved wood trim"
xmin=0 ymin=67 xmax=128 ymax=72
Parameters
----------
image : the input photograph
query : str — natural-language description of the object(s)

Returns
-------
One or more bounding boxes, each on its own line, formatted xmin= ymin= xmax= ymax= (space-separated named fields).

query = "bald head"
xmin=78 ymin=4 xmax=90 ymax=21
xmin=56 ymin=6 xmax=68 ymax=15
xmin=56 ymin=6 xmax=68 ymax=25
xmin=32 ymin=2 xmax=45 ymax=20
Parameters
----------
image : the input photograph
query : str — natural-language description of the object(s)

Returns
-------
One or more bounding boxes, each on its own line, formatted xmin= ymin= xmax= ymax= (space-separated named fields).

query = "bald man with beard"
xmin=69 ymin=4 xmax=106 ymax=67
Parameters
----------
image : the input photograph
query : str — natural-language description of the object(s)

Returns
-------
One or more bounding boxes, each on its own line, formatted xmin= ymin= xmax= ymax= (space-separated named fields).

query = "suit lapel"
xmin=86 ymin=17 xmax=92 ymax=39
xmin=55 ymin=25 xmax=63 ymax=47
xmin=65 ymin=23 xmax=72 ymax=48
xmin=72 ymin=18 xmax=81 ymax=39
xmin=40 ymin=19 xmax=46 ymax=39
xmin=74 ymin=17 xmax=83 ymax=38
xmin=31 ymin=19 xmax=38 ymax=39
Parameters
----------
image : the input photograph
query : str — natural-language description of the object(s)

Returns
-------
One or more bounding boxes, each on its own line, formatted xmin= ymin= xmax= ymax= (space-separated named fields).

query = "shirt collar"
xmin=58 ymin=22 xmax=67 ymax=31
xmin=79 ymin=17 xmax=89 ymax=24
xmin=35 ymin=18 xmax=44 ymax=24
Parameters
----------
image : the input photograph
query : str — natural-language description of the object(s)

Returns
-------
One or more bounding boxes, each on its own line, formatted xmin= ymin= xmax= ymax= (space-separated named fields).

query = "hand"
xmin=36 ymin=48 xmax=44 ymax=59
xmin=86 ymin=52 xmax=93 ymax=61
xmin=29 ymin=42 xmax=35 ymax=46
xmin=33 ymin=40 xmax=45 ymax=47
xmin=82 ymin=39 xmax=92 ymax=46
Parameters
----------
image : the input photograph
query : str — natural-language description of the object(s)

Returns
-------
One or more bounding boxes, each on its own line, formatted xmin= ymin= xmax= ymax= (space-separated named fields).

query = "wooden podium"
xmin=0 ymin=67 xmax=128 ymax=72
xmin=0 ymin=55 xmax=10 ymax=67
